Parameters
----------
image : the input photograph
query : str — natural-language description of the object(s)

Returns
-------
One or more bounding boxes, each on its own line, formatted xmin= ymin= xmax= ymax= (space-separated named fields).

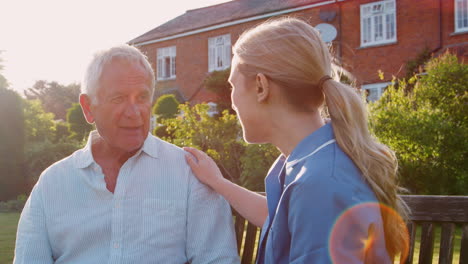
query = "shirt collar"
xmin=73 ymin=131 xmax=159 ymax=169
xmin=285 ymin=123 xmax=335 ymax=169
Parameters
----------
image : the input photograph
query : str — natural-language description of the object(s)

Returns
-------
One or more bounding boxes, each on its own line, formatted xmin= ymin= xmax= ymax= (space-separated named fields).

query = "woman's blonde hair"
xmin=234 ymin=17 xmax=409 ymax=260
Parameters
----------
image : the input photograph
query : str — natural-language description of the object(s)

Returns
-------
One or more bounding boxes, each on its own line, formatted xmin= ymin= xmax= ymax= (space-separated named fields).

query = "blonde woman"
xmin=184 ymin=17 xmax=408 ymax=264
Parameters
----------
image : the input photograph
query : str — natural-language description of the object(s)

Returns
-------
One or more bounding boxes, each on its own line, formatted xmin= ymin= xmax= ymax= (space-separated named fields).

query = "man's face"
xmin=90 ymin=58 xmax=152 ymax=153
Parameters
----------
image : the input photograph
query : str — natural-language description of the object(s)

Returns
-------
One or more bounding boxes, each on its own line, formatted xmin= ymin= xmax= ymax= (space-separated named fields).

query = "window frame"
xmin=157 ymin=46 xmax=176 ymax=81
xmin=362 ymin=82 xmax=392 ymax=102
xmin=208 ymin=34 xmax=231 ymax=72
xmin=360 ymin=0 xmax=397 ymax=47
xmin=455 ymin=0 xmax=468 ymax=33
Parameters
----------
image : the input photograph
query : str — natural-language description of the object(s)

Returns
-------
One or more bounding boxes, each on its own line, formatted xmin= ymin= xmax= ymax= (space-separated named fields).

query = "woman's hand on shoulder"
xmin=183 ymin=147 xmax=226 ymax=191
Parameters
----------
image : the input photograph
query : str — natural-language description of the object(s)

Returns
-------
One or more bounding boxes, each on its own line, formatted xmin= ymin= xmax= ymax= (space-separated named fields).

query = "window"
xmin=360 ymin=0 xmax=396 ymax=47
xmin=157 ymin=46 xmax=176 ymax=80
xmin=362 ymin=82 xmax=391 ymax=102
xmin=455 ymin=0 xmax=468 ymax=32
xmin=208 ymin=34 xmax=231 ymax=72
xmin=207 ymin=102 xmax=218 ymax=117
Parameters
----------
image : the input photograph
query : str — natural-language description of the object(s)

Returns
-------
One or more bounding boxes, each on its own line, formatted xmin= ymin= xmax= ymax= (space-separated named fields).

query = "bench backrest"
xmin=232 ymin=195 xmax=468 ymax=264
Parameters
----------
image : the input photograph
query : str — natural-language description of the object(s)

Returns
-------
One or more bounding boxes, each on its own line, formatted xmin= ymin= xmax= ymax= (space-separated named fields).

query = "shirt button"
xmin=114 ymin=243 xmax=119 ymax=248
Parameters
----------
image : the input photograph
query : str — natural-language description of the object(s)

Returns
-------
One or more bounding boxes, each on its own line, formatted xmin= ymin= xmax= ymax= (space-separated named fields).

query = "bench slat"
xmin=418 ymin=222 xmax=435 ymax=264
xmin=401 ymin=195 xmax=468 ymax=222
xmin=404 ymin=222 xmax=416 ymax=264
xmin=241 ymin=223 xmax=258 ymax=264
xmin=459 ymin=224 xmax=468 ymax=264
xmin=234 ymin=212 xmax=246 ymax=253
xmin=438 ymin=223 xmax=455 ymax=264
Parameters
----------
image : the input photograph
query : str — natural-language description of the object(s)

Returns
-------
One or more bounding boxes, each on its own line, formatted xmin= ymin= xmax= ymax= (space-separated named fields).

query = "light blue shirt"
xmin=257 ymin=123 xmax=391 ymax=264
xmin=15 ymin=131 xmax=239 ymax=264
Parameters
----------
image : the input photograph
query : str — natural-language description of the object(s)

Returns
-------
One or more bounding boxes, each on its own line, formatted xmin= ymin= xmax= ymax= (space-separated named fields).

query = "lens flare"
xmin=328 ymin=202 xmax=409 ymax=264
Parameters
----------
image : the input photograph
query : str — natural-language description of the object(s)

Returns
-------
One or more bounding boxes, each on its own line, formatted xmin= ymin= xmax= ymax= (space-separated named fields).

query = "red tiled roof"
xmin=129 ymin=0 xmax=329 ymax=44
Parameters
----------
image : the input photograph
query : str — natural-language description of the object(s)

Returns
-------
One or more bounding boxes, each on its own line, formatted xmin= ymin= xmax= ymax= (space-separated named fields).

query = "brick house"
xmin=129 ymin=0 xmax=468 ymax=104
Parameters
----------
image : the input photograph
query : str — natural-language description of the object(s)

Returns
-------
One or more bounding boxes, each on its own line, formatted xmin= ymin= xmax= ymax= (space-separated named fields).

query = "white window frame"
xmin=360 ymin=0 xmax=397 ymax=47
xmin=208 ymin=34 xmax=231 ymax=72
xmin=362 ymin=82 xmax=391 ymax=102
xmin=157 ymin=46 xmax=176 ymax=80
xmin=207 ymin=102 xmax=218 ymax=117
xmin=455 ymin=0 xmax=468 ymax=33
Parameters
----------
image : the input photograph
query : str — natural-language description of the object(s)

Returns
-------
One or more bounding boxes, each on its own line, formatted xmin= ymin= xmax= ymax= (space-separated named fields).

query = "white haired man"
xmin=14 ymin=45 xmax=239 ymax=264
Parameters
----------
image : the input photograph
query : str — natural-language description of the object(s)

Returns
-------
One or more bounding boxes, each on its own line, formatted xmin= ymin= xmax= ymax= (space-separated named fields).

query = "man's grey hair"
xmin=82 ymin=44 xmax=155 ymax=103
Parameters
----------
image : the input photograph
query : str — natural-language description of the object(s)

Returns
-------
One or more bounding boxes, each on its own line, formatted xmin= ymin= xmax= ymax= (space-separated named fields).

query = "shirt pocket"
xmin=140 ymin=199 xmax=186 ymax=247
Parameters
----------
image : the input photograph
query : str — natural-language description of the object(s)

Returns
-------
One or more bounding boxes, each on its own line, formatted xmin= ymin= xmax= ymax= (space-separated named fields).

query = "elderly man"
xmin=14 ymin=45 xmax=239 ymax=264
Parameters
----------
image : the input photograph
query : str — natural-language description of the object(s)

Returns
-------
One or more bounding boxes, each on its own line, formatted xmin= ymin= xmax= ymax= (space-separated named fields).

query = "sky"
xmin=0 ymin=0 xmax=230 ymax=95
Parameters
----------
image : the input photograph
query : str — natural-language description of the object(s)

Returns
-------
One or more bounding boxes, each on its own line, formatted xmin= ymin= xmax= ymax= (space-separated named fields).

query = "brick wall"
xmin=138 ymin=0 xmax=468 ymax=103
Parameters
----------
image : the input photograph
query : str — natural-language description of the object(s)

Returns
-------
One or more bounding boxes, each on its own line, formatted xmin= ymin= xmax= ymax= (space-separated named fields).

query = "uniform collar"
xmin=73 ymin=131 xmax=159 ymax=169
xmin=285 ymin=123 xmax=335 ymax=170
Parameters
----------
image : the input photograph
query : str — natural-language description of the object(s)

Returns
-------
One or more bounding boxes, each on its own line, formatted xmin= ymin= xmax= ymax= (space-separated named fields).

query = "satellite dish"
xmin=315 ymin=23 xmax=337 ymax=43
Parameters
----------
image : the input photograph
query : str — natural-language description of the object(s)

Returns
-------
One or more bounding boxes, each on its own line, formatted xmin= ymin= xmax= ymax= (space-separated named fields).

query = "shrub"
xmin=369 ymin=52 xmax=468 ymax=194
xmin=25 ymin=140 xmax=83 ymax=183
xmin=152 ymin=94 xmax=180 ymax=122
xmin=158 ymin=103 xmax=276 ymax=190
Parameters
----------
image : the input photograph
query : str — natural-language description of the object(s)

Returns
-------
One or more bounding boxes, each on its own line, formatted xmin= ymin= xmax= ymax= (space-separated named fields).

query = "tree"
xmin=369 ymin=52 xmax=468 ymax=195
xmin=23 ymin=99 xmax=56 ymax=143
xmin=152 ymin=94 xmax=180 ymax=121
xmin=66 ymin=103 xmax=93 ymax=141
xmin=0 ymin=87 xmax=25 ymax=200
xmin=24 ymin=80 xmax=81 ymax=120
xmin=203 ymin=68 xmax=234 ymax=114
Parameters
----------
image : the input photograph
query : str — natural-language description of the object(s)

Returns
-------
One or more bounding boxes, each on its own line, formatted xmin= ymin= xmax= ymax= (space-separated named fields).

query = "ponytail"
xmin=323 ymin=79 xmax=410 ymax=261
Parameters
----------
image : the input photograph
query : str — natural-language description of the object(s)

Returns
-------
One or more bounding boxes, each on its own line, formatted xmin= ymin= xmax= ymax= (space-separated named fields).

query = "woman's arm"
xmin=184 ymin=147 xmax=268 ymax=227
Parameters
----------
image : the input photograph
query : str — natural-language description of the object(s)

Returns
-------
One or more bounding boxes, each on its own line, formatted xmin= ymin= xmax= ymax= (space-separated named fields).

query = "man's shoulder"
xmin=146 ymin=134 xmax=186 ymax=159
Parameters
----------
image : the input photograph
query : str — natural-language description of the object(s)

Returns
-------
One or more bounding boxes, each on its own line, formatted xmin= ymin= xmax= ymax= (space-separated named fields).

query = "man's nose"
xmin=124 ymin=102 xmax=141 ymax=118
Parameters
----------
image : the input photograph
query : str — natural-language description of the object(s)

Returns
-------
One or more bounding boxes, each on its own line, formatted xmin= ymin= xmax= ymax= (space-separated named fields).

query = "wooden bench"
xmin=232 ymin=195 xmax=468 ymax=264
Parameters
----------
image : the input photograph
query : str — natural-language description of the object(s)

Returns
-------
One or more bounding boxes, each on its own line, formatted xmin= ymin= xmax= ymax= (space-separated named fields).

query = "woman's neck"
xmin=270 ymin=110 xmax=325 ymax=157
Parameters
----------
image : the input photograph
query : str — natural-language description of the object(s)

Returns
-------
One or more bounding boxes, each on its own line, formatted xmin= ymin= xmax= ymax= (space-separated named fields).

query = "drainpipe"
xmin=435 ymin=0 xmax=443 ymax=54
xmin=337 ymin=0 xmax=342 ymax=63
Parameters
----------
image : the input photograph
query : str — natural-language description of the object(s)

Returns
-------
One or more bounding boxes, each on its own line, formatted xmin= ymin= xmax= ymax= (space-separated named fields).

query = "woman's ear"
xmin=256 ymin=73 xmax=270 ymax=103
xmin=79 ymin=94 xmax=95 ymax=124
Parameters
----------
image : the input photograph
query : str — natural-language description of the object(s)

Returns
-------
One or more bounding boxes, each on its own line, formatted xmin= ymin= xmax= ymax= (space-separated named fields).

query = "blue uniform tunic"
xmin=256 ymin=123 xmax=391 ymax=264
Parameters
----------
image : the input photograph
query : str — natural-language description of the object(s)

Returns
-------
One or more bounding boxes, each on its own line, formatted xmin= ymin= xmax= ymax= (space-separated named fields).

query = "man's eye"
xmin=111 ymin=97 xmax=124 ymax=104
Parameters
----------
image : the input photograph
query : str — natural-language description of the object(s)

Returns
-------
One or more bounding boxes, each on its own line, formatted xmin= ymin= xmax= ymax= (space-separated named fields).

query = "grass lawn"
xmin=0 ymin=212 xmax=20 ymax=264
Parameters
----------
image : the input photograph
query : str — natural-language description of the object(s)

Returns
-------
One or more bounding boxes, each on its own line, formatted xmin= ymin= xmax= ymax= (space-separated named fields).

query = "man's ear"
xmin=256 ymin=73 xmax=270 ymax=103
xmin=79 ymin=94 xmax=95 ymax=124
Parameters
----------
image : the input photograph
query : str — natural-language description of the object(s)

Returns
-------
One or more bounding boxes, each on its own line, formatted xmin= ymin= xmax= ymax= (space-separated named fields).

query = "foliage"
xmin=66 ymin=103 xmax=93 ymax=141
xmin=240 ymin=144 xmax=279 ymax=191
xmin=203 ymin=68 xmax=234 ymax=114
xmin=158 ymin=103 xmax=277 ymax=189
xmin=369 ymin=52 xmax=468 ymax=194
xmin=54 ymin=120 xmax=70 ymax=143
xmin=25 ymin=140 xmax=83 ymax=182
xmin=24 ymin=80 xmax=80 ymax=120
xmin=160 ymin=104 xmax=243 ymax=182
xmin=0 ymin=194 xmax=27 ymax=212
xmin=152 ymin=94 xmax=180 ymax=121
xmin=23 ymin=99 xmax=56 ymax=143
xmin=405 ymin=48 xmax=432 ymax=80
xmin=0 ymin=87 xmax=25 ymax=201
